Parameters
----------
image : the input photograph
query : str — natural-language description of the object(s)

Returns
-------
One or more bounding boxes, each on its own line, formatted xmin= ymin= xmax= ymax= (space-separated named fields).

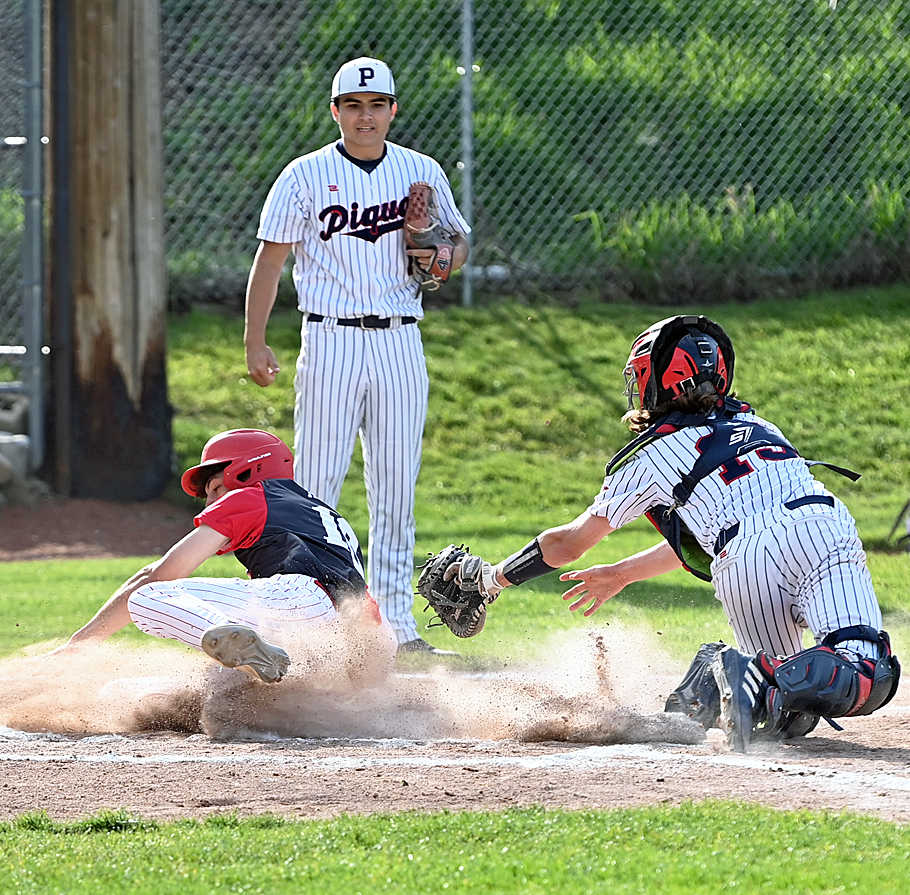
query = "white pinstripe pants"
xmin=294 ymin=318 xmax=429 ymax=643
xmin=127 ymin=574 xmax=339 ymax=651
xmin=711 ymin=499 xmax=883 ymax=658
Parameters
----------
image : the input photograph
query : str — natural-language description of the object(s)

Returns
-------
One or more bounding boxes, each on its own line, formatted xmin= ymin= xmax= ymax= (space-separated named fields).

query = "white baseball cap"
xmin=331 ymin=57 xmax=396 ymax=101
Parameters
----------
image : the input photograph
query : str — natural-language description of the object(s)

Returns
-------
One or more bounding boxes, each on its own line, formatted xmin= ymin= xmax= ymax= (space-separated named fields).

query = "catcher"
xmin=418 ymin=315 xmax=900 ymax=751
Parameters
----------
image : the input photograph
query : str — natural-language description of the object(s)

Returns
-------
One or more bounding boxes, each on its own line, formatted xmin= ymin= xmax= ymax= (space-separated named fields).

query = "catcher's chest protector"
xmin=605 ymin=399 xmax=858 ymax=582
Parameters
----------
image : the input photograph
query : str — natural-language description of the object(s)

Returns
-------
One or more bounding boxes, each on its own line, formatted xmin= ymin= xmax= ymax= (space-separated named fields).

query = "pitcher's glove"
xmin=404 ymin=181 xmax=456 ymax=291
xmin=416 ymin=544 xmax=502 ymax=638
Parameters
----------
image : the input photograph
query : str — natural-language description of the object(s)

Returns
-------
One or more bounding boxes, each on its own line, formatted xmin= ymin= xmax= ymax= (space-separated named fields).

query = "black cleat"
xmin=712 ymin=646 xmax=769 ymax=752
xmin=396 ymin=637 xmax=460 ymax=657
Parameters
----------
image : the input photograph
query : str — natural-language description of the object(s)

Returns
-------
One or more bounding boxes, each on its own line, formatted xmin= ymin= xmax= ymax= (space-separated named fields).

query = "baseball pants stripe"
xmin=294 ymin=320 xmax=428 ymax=642
xmin=127 ymin=575 xmax=339 ymax=651
xmin=712 ymin=501 xmax=882 ymax=658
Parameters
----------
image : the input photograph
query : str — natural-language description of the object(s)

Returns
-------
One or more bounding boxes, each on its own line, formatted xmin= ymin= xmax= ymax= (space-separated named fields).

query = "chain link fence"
xmin=161 ymin=0 xmax=910 ymax=305
xmin=4 ymin=1 xmax=910 ymax=337
xmin=0 ymin=1 xmax=25 ymax=354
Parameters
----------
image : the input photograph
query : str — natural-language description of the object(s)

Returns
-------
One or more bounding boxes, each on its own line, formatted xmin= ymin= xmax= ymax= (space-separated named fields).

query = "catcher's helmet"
xmin=624 ymin=315 xmax=734 ymax=411
xmin=180 ymin=429 xmax=293 ymax=498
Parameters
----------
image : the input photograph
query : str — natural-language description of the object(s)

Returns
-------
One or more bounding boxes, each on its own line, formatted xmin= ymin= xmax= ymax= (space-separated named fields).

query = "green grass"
xmin=2 ymin=287 xmax=910 ymax=886
xmin=8 ymin=286 xmax=906 ymax=665
xmin=2 ymin=804 xmax=910 ymax=894
xmin=164 ymin=284 xmax=910 ymax=660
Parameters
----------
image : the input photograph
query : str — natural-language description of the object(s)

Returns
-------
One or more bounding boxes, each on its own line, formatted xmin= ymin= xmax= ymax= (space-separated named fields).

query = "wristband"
xmin=500 ymin=538 xmax=559 ymax=586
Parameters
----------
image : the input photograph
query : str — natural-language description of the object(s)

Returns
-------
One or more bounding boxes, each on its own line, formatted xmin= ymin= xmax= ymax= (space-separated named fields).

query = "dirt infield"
xmin=1 ymin=497 xmax=908 ymax=823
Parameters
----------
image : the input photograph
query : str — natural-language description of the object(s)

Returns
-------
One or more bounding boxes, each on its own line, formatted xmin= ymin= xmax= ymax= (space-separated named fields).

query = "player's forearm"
xmin=536 ymin=513 xmax=616 ymax=569
xmin=66 ymin=567 xmax=154 ymax=644
xmin=243 ymin=242 xmax=289 ymax=348
xmin=243 ymin=274 xmax=279 ymax=349
xmin=450 ymin=234 xmax=469 ymax=272
xmin=610 ymin=541 xmax=682 ymax=584
xmin=491 ymin=514 xmax=615 ymax=591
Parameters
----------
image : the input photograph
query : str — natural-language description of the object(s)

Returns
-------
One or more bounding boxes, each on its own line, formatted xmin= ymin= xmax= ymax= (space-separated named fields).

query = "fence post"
xmin=23 ymin=0 xmax=44 ymax=472
xmin=48 ymin=0 xmax=171 ymax=500
xmin=460 ymin=0 xmax=474 ymax=308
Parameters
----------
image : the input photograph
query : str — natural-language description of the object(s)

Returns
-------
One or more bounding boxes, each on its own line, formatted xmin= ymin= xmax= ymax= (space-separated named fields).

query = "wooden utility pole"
xmin=49 ymin=0 xmax=171 ymax=499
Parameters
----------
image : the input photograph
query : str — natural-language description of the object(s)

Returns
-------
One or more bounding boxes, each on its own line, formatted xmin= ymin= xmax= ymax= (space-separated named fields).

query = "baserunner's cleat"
xmin=201 ymin=624 xmax=290 ymax=683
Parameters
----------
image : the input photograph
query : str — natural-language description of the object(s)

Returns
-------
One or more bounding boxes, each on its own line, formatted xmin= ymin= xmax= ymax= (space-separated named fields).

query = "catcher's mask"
xmin=181 ymin=429 xmax=293 ymax=499
xmin=623 ymin=315 xmax=734 ymax=412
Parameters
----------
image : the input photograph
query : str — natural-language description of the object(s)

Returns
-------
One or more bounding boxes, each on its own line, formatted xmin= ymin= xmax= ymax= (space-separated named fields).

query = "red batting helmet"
xmin=624 ymin=315 xmax=734 ymax=412
xmin=180 ymin=429 xmax=293 ymax=498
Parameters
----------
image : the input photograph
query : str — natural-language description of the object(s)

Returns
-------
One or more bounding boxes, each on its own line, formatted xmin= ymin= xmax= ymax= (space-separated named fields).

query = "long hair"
xmin=622 ymin=387 xmax=738 ymax=434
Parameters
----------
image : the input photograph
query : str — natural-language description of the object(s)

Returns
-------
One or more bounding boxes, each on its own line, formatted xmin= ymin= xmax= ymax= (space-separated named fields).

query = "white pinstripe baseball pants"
xmin=127 ymin=574 xmax=339 ymax=651
xmin=294 ymin=318 xmax=429 ymax=643
xmin=710 ymin=499 xmax=883 ymax=658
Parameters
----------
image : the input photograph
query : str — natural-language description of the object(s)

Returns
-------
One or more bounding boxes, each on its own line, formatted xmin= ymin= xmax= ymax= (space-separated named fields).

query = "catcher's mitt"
xmin=416 ymin=544 xmax=500 ymax=639
xmin=404 ymin=181 xmax=455 ymax=291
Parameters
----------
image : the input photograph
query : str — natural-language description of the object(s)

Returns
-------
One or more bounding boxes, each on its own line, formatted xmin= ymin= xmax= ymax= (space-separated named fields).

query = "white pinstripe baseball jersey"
xmin=591 ymin=410 xmax=818 ymax=554
xmin=254 ymin=138 xmax=469 ymax=644
xmin=257 ymin=141 xmax=470 ymax=318
xmin=590 ymin=408 xmax=883 ymax=657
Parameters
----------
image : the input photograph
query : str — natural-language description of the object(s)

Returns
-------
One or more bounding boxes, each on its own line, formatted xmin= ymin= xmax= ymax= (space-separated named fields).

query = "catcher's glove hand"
xmin=416 ymin=544 xmax=502 ymax=639
xmin=404 ymin=181 xmax=456 ymax=291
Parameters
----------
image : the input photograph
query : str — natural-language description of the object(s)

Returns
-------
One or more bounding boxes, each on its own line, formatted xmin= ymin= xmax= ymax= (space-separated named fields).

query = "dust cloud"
xmin=0 ymin=625 xmax=704 ymax=746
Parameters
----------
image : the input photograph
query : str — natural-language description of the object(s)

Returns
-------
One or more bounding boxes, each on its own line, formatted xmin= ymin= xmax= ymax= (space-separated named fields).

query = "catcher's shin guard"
xmin=751 ymin=652 xmax=819 ymax=740
xmin=763 ymin=629 xmax=901 ymax=721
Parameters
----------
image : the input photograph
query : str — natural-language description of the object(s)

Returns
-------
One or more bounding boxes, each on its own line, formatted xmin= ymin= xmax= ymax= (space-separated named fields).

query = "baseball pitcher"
xmin=243 ymin=57 xmax=471 ymax=655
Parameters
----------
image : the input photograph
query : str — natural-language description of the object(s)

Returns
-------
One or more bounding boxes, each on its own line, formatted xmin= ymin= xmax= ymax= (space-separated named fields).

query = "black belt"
xmin=307 ymin=313 xmax=417 ymax=329
xmin=713 ymin=494 xmax=835 ymax=555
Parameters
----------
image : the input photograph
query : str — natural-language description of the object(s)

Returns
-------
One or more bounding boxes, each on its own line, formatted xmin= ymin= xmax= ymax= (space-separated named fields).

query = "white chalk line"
xmin=1 ymin=729 xmax=909 ymax=800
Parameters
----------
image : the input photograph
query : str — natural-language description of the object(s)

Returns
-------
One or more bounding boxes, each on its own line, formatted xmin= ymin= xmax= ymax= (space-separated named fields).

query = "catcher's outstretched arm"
xmin=416 ymin=513 xmax=615 ymax=639
xmin=491 ymin=511 xmax=615 ymax=591
xmin=560 ymin=541 xmax=682 ymax=617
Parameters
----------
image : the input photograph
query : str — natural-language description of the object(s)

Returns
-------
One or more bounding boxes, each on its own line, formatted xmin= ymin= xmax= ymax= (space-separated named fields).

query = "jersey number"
xmin=314 ymin=506 xmax=364 ymax=576
xmin=694 ymin=437 xmax=799 ymax=485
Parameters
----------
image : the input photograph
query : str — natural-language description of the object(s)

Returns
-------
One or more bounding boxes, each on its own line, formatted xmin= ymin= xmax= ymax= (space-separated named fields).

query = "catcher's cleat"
xmin=664 ymin=641 xmax=726 ymax=729
xmin=712 ymin=646 xmax=769 ymax=752
xmin=200 ymin=624 xmax=291 ymax=684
